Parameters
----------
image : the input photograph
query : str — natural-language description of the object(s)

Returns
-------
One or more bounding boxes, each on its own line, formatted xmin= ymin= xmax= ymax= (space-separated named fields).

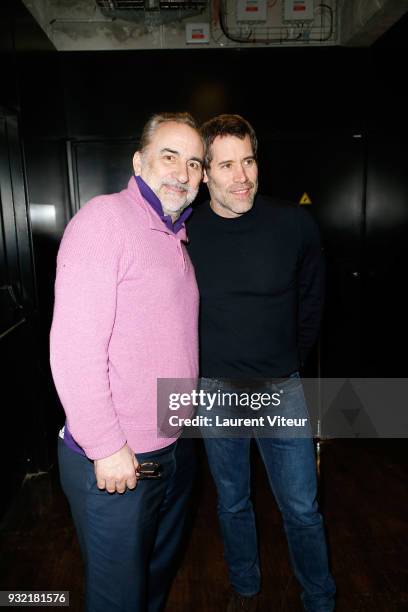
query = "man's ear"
xmin=203 ymin=168 xmax=209 ymax=184
xmin=133 ymin=151 xmax=142 ymax=175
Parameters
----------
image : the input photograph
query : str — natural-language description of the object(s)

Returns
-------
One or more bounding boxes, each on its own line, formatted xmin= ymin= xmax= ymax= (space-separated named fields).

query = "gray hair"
xmin=139 ymin=112 xmax=199 ymax=152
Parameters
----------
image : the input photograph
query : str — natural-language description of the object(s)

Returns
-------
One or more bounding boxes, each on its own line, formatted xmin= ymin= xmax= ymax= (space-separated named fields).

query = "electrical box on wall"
xmin=237 ymin=0 xmax=268 ymax=23
xmin=186 ymin=23 xmax=210 ymax=44
xmin=283 ymin=0 xmax=314 ymax=22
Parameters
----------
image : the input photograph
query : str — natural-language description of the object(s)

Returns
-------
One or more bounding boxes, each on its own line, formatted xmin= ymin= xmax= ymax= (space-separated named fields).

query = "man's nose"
xmin=233 ymin=165 xmax=249 ymax=183
xmin=174 ymin=162 xmax=189 ymax=184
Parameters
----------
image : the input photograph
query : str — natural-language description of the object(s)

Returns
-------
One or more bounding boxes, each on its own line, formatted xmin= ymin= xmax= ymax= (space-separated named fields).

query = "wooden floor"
xmin=0 ymin=440 xmax=407 ymax=611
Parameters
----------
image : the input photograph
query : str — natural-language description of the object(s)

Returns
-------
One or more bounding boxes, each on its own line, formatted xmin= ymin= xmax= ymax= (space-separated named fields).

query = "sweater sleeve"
xmin=297 ymin=208 xmax=325 ymax=366
xmin=50 ymin=200 xmax=127 ymax=460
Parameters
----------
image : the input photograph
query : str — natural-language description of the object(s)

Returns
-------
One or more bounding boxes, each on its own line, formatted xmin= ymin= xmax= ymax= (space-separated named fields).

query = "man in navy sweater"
xmin=187 ymin=115 xmax=336 ymax=612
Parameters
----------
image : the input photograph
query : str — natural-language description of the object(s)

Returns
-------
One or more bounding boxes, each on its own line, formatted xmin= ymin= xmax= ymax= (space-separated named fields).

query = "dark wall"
xmin=0 ymin=1 xmax=18 ymax=110
xmin=0 ymin=0 xmax=67 ymax=519
xmin=60 ymin=47 xmax=370 ymax=138
xmin=362 ymin=16 xmax=408 ymax=377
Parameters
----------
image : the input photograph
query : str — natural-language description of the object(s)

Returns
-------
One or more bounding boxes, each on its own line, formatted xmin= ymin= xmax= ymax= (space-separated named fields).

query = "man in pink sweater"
xmin=50 ymin=112 xmax=204 ymax=612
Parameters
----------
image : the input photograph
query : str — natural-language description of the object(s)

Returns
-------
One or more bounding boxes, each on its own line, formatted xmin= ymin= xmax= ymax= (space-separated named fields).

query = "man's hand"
xmin=94 ymin=444 xmax=139 ymax=494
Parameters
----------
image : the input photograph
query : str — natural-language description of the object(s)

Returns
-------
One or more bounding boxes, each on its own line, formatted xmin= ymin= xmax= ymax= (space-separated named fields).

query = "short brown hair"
xmin=200 ymin=114 xmax=258 ymax=169
xmin=139 ymin=112 xmax=199 ymax=152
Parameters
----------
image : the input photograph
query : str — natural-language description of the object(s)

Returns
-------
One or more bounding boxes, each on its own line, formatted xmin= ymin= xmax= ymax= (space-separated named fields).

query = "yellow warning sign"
xmin=299 ymin=192 xmax=312 ymax=205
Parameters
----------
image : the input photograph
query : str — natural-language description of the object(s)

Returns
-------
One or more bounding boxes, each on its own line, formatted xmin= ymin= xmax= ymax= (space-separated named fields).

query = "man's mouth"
xmin=164 ymin=184 xmax=187 ymax=195
xmin=230 ymin=186 xmax=253 ymax=197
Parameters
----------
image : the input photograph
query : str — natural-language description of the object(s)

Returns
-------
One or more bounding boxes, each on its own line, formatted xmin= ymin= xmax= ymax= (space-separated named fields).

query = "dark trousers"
xmin=58 ymin=438 xmax=195 ymax=612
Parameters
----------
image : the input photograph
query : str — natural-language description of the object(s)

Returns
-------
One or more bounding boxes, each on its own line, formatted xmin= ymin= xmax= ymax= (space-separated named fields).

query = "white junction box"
xmin=237 ymin=0 xmax=268 ymax=23
xmin=186 ymin=23 xmax=210 ymax=44
xmin=283 ymin=0 xmax=314 ymax=22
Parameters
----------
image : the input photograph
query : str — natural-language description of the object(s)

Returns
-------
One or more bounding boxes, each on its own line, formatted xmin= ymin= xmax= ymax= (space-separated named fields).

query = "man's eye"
xmin=188 ymin=161 xmax=201 ymax=170
xmin=164 ymin=155 xmax=175 ymax=162
xmin=245 ymin=159 xmax=255 ymax=166
xmin=221 ymin=163 xmax=232 ymax=170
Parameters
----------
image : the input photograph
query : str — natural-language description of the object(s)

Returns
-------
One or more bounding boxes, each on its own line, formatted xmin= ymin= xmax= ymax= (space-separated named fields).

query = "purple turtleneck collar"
xmin=135 ymin=175 xmax=192 ymax=233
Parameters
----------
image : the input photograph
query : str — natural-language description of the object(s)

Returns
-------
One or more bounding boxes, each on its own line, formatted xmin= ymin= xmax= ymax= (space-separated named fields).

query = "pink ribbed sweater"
xmin=50 ymin=177 xmax=199 ymax=460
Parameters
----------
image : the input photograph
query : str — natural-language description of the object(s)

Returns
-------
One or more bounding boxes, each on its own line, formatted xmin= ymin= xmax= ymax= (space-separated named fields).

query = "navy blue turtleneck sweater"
xmin=187 ymin=195 xmax=325 ymax=379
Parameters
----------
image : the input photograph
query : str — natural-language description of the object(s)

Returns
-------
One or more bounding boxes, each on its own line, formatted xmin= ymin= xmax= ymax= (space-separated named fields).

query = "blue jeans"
xmin=59 ymin=438 xmax=196 ymax=612
xmin=202 ymin=373 xmax=336 ymax=612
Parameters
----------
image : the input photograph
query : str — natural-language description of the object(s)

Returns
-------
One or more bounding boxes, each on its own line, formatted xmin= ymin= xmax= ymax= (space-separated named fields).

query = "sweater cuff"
xmin=82 ymin=433 xmax=128 ymax=461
